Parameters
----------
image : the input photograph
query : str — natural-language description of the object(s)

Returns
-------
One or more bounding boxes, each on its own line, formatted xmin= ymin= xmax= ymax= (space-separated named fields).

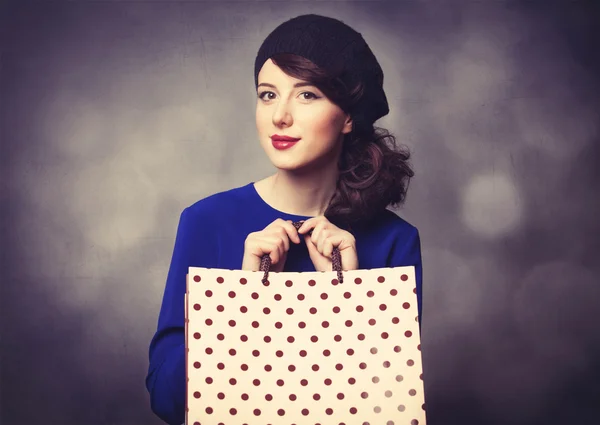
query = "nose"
xmin=272 ymin=98 xmax=293 ymax=127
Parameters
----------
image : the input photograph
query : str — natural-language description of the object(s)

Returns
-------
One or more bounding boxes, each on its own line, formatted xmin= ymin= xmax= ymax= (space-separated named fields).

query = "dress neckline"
xmin=249 ymin=182 xmax=314 ymax=220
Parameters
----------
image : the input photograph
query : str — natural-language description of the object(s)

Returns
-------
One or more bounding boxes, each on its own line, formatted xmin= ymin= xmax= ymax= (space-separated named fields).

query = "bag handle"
xmin=259 ymin=220 xmax=343 ymax=284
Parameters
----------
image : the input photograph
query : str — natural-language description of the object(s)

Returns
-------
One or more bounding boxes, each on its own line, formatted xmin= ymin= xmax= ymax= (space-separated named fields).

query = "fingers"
xmin=244 ymin=217 xmax=302 ymax=271
xmin=318 ymin=233 xmax=340 ymax=259
xmin=282 ymin=220 xmax=302 ymax=244
xmin=246 ymin=216 xmax=352 ymax=272
xmin=303 ymin=232 xmax=317 ymax=255
xmin=276 ymin=227 xmax=290 ymax=253
xmin=244 ymin=231 xmax=282 ymax=262
xmin=304 ymin=217 xmax=355 ymax=259
xmin=259 ymin=219 xmax=301 ymax=264
xmin=267 ymin=219 xmax=301 ymax=244
xmin=315 ymin=225 xmax=328 ymax=254
xmin=263 ymin=235 xmax=287 ymax=264
xmin=323 ymin=238 xmax=334 ymax=259
xmin=300 ymin=218 xmax=329 ymax=256
xmin=310 ymin=220 xmax=331 ymax=254
xmin=296 ymin=219 xmax=309 ymax=235
xmin=297 ymin=216 xmax=321 ymax=235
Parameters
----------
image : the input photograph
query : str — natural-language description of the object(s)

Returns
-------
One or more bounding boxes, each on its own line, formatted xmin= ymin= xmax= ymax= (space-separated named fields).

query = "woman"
xmin=146 ymin=14 xmax=423 ymax=425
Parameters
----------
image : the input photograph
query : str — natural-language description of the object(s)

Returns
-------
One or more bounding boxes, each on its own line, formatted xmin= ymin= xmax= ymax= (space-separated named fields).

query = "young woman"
xmin=146 ymin=14 xmax=423 ymax=425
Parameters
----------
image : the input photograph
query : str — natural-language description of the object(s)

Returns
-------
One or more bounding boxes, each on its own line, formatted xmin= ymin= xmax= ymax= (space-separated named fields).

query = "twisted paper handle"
xmin=259 ymin=221 xmax=343 ymax=284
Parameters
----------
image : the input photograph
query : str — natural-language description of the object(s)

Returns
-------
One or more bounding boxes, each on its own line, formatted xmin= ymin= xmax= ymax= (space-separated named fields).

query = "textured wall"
xmin=1 ymin=1 xmax=599 ymax=425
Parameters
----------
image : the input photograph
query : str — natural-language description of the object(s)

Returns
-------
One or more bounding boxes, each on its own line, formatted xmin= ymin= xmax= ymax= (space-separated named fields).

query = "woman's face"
xmin=255 ymin=59 xmax=352 ymax=173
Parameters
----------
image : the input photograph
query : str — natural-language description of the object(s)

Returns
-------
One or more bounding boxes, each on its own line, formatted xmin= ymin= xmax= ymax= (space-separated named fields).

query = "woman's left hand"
xmin=297 ymin=216 xmax=359 ymax=272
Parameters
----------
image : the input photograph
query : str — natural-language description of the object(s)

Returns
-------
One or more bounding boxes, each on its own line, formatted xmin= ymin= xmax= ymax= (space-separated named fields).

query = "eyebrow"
xmin=257 ymin=82 xmax=316 ymax=89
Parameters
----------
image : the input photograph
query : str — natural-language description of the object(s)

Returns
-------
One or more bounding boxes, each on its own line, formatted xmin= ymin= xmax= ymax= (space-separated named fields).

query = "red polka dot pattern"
xmin=186 ymin=267 xmax=425 ymax=424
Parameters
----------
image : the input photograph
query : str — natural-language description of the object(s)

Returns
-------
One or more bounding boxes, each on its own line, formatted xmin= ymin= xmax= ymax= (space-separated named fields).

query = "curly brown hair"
xmin=269 ymin=53 xmax=415 ymax=227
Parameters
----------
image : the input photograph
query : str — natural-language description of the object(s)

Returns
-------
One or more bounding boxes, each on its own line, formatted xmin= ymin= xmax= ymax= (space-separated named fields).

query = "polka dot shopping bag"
xmin=185 ymin=247 xmax=426 ymax=425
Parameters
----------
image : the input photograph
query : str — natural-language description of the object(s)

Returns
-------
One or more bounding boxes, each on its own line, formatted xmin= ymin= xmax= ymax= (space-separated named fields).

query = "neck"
xmin=262 ymin=166 xmax=339 ymax=217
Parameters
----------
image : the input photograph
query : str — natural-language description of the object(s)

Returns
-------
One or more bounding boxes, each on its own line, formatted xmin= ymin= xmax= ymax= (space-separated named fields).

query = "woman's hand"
xmin=297 ymin=216 xmax=359 ymax=272
xmin=241 ymin=219 xmax=301 ymax=272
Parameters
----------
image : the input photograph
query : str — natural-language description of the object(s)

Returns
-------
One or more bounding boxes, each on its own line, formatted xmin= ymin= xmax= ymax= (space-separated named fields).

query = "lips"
xmin=270 ymin=135 xmax=300 ymax=150
xmin=271 ymin=139 xmax=299 ymax=150
xmin=271 ymin=135 xmax=300 ymax=142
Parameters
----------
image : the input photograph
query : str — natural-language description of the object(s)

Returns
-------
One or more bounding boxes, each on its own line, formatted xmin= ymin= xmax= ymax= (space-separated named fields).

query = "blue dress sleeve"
xmin=388 ymin=226 xmax=423 ymax=327
xmin=145 ymin=206 xmax=219 ymax=425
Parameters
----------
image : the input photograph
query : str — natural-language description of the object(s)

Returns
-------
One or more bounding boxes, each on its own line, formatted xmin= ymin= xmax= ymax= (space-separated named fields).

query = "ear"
xmin=341 ymin=114 xmax=353 ymax=134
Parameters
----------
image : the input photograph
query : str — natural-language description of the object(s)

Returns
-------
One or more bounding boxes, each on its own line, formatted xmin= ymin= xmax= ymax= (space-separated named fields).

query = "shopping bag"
xmin=184 ymin=226 xmax=426 ymax=425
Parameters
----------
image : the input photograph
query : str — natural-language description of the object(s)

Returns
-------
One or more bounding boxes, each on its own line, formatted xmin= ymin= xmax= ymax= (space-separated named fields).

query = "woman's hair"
xmin=270 ymin=53 xmax=415 ymax=227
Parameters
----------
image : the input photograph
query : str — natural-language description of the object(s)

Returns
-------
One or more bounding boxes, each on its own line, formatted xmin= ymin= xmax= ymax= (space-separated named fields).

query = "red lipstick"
xmin=271 ymin=134 xmax=300 ymax=150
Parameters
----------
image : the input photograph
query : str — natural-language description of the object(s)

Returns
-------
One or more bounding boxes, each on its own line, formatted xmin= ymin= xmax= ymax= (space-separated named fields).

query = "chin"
xmin=262 ymin=147 xmax=303 ymax=168
xmin=265 ymin=154 xmax=308 ymax=171
xmin=274 ymin=159 xmax=332 ymax=176
xmin=270 ymin=160 xmax=307 ymax=172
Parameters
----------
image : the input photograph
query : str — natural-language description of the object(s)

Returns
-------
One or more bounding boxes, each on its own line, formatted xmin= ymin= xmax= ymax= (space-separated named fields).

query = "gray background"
xmin=1 ymin=1 xmax=599 ymax=424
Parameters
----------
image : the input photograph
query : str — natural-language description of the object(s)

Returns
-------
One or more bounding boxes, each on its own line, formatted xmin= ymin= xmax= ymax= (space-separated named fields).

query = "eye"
xmin=258 ymin=91 xmax=275 ymax=100
xmin=301 ymin=91 xmax=319 ymax=100
xmin=257 ymin=90 xmax=320 ymax=101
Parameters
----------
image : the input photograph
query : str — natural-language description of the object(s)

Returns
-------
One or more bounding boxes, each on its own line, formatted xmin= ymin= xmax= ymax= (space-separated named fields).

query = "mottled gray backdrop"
xmin=1 ymin=1 xmax=599 ymax=424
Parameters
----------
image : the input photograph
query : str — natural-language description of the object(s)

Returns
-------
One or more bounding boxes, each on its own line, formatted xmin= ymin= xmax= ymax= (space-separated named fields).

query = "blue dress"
xmin=145 ymin=182 xmax=423 ymax=425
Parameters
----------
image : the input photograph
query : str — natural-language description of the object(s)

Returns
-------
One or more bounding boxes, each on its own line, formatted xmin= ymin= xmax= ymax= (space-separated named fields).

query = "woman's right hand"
xmin=241 ymin=219 xmax=301 ymax=272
